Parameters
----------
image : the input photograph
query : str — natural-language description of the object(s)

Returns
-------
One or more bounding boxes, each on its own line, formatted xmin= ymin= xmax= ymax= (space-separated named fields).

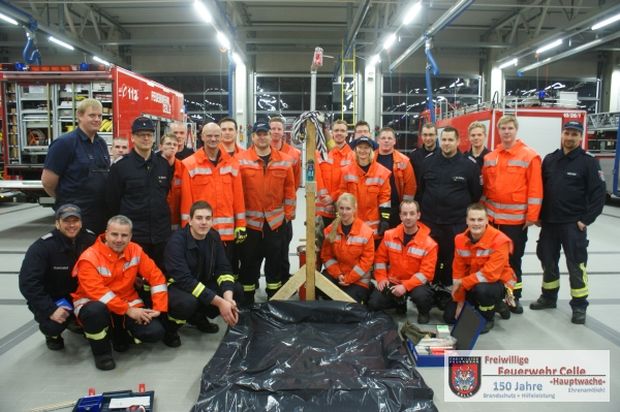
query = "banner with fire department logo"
xmin=444 ymin=350 xmax=609 ymax=402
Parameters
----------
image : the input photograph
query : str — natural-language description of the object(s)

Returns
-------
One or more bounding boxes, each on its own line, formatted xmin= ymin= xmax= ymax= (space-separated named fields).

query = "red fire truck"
xmin=0 ymin=64 xmax=184 ymax=202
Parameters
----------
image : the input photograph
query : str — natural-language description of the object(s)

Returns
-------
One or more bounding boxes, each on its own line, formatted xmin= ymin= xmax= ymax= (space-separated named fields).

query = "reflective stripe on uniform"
xmin=219 ymin=228 xmax=234 ymax=236
xmin=266 ymin=281 xmax=282 ymax=290
xmin=128 ymin=299 xmax=143 ymax=307
xmin=284 ymin=199 xmax=296 ymax=206
xmin=150 ymin=284 xmax=167 ymax=294
xmin=366 ymin=177 xmax=385 ymax=185
xmin=476 ymin=271 xmax=488 ymax=283
xmin=456 ymin=249 xmax=471 ymax=257
xmin=352 ymin=265 xmax=365 ymax=276
xmin=348 ymin=236 xmax=369 ymax=245
xmin=514 ymin=282 xmax=523 ymax=290
xmin=375 ymin=263 xmax=387 ymax=270
xmin=403 ymin=195 xmax=414 ymax=201
xmin=414 ymin=272 xmax=427 ymax=283
xmin=243 ymin=284 xmax=256 ymax=292
xmin=487 ymin=209 xmax=526 ymax=221
xmin=484 ymin=198 xmax=527 ymax=210
xmin=478 ymin=304 xmax=495 ymax=311
xmin=238 ymin=159 xmax=256 ymax=166
xmin=213 ymin=217 xmax=235 ymax=225
xmin=507 ymin=159 xmax=529 ymax=168
xmin=528 ymin=197 xmax=542 ymax=205
xmin=181 ymin=213 xmax=190 ymax=221
xmin=188 ymin=167 xmax=213 ymax=177
xmin=123 ymin=256 xmax=140 ymax=271
xmin=96 ymin=266 xmax=111 ymax=276
xmin=385 ymin=241 xmax=402 ymax=251
xmin=99 ymin=291 xmax=116 ymax=304
xmin=324 ymin=259 xmax=337 ymax=268
xmin=408 ymin=247 xmax=426 ymax=256
xmin=542 ymin=279 xmax=560 ymax=289
xmin=571 ymin=286 xmax=589 ymax=298
xmin=269 ymin=161 xmax=289 ymax=168
xmin=476 ymin=249 xmax=492 ymax=257
xmin=167 ymin=314 xmax=186 ymax=325
xmin=85 ymin=327 xmax=108 ymax=341
xmin=246 ymin=210 xmax=264 ymax=217
xmin=219 ymin=165 xmax=238 ymax=176
xmin=192 ymin=282 xmax=206 ymax=298
xmin=483 ymin=159 xmax=497 ymax=167
xmin=343 ymin=174 xmax=358 ymax=182
xmin=217 ymin=274 xmax=236 ymax=285
xmin=379 ymin=201 xmax=391 ymax=208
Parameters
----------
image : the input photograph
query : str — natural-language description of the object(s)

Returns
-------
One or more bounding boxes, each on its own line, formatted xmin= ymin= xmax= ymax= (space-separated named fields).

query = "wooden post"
xmin=304 ymin=120 xmax=317 ymax=300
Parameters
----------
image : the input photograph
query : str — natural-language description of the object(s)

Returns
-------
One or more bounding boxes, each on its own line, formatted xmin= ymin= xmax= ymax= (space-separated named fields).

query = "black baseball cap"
xmin=351 ymin=136 xmax=378 ymax=150
xmin=132 ymin=116 xmax=156 ymax=133
xmin=252 ymin=121 xmax=270 ymax=133
xmin=55 ymin=204 xmax=82 ymax=220
xmin=562 ymin=121 xmax=583 ymax=133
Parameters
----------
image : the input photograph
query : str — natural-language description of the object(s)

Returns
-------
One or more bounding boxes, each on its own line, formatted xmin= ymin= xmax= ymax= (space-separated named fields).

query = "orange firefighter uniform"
xmin=316 ymin=145 xmax=354 ymax=218
xmin=167 ymin=158 xmax=184 ymax=230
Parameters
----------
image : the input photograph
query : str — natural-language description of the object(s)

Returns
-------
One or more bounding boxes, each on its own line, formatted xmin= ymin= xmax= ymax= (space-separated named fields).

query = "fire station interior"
xmin=1 ymin=0 xmax=620 ymax=410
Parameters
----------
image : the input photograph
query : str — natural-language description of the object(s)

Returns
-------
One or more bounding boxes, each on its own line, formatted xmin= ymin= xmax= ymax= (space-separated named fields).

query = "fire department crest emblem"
xmin=448 ymin=356 xmax=481 ymax=398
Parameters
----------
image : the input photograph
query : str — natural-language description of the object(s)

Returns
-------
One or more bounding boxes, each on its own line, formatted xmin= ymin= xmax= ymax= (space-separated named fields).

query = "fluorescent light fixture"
xmin=369 ymin=54 xmax=381 ymax=66
xmin=402 ymin=2 xmax=422 ymax=25
xmin=48 ymin=36 xmax=75 ymax=51
xmin=383 ymin=33 xmax=397 ymax=50
xmin=216 ymin=31 xmax=230 ymax=50
xmin=193 ymin=0 xmax=213 ymax=24
xmin=591 ymin=12 xmax=620 ymax=30
xmin=498 ymin=58 xmax=518 ymax=69
xmin=93 ymin=56 xmax=111 ymax=66
xmin=0 ymin=12 xmax=19 ymax=25
xmin=535 ymin=38 xmax=562 ymax=55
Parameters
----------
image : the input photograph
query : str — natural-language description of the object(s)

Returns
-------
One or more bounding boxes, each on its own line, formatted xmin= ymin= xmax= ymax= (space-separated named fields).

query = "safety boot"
xmin=480 ymin=319 xmax=495 ymax=334
xmin=94 ymin=353 xmax=116 ymax=371
xmin=571 ymin=308 xmax=586 ymax=325
xmin=163 ymin=332 xmax=181 ymax=348
xmin=189 ymin=315 xmax=220 ymax=334
xmin=509 ymin=299 xmax=524 ymax=314
xmin=45 ymin=335 xmax=64 ymax=351
xmin=496 ymin=301 xmax=511 ymax=319
xmin=417 ymin=312 xmax=430 ymax=324
xmin=529 ymin=296 xmax=557 ymax=310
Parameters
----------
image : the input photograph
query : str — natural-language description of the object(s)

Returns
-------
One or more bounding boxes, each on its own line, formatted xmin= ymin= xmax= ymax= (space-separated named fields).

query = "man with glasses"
xmin=106 ymin=117 xmax=173 ymax=270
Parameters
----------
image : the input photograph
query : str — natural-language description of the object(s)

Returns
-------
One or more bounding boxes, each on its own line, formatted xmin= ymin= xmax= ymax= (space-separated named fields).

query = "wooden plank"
xmin=315 ymin=271 xmax=356 ymax=302
xmin=304 ymin=119 xmax=317 ymax=300
xmin=270 ymin=267 xmax=306 ymax=300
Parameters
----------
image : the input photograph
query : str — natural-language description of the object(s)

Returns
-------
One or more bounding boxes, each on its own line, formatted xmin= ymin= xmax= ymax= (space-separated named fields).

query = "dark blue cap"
xmin=252 ymin=121 xmax=270 ymax=133
xmin=351 ymin=136 xmax=378 ymax=150
xmin=55 ymin=203 xmax=82 ymax=220
xmin=132 ymin=116 xmax=155 ymax=133
xmin=562 ymin=121 xmax=583 ymax=133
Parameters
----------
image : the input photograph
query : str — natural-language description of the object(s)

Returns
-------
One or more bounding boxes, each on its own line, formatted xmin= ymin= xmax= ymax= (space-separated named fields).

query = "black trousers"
xmin=494 ymin=223 xmax=528 ymax=299
xmin=138 ymin=241 xmax=168 ymax=273
xmin=319 ymin=273 xmax=370 ymax=304
xmin=77 ymin=301 xmax=165 ymax=355
xmin=536 ymin=222 xmax=589 ymax=308
xmin=443 ymin=282 xmax=505 ymax=322
xmin=239 ymin=224 xmax=287 ymax=298
xmin=424 ymin=220 xmax=467 ymax=287
xmin=166 ymin=282 xmax=244 ymax=332
xmin=223 ymin=240 xmax=241 ymax=278
xmin=35 ymin=312 xmax=77 ymax=337
xmin=367 ymin=283 xmax=434 ymax=314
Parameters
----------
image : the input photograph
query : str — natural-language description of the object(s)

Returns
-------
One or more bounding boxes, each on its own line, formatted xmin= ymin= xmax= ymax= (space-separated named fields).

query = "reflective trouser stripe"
xmin=168 ymin=314 xmax=186 ymax=325
xmin=572 ymin=263 xmax=589 ymax=298
xmin=243 ymin=284 xmax=256 ymax=292
xmin=266 ymin=281 xmax=282 ymax=290
xmin=192 ymin=282 xmax=206 ymax=298
xmin=514 ymin=282 xmax=522 ymax=290
xmin=478 ymin=304 xmax=495 ymax=311
xmin=85 ymin=327 xmax=108 ymax=341
xmin=542 ymin=280 xmax=560 ymax=290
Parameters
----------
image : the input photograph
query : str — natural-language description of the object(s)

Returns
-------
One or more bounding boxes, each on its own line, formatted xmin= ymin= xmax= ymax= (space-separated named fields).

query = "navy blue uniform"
xmin=106 ymin=150 xmax=172 ymax=269
xmin=19 ymin=228 xmax=96 ymax=336
xmin=408 ymin=145 xmax=439 ymax=191
xmin=465 ymin=147 xmax=490 ymax=170
xmin=165 ymin=226 xmax=242 ymax=329
xmin=537 ymin=147 xmax=606 ymax=308
xmin=44 ymin=128 xmax=110 ymax=234
xmin=418 ymin=152 xmax=482 ymax=286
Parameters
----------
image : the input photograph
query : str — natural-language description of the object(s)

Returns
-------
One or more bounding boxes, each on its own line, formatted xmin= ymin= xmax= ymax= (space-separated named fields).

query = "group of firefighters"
xmin=18 ymin=97 xmax=606 ymax=371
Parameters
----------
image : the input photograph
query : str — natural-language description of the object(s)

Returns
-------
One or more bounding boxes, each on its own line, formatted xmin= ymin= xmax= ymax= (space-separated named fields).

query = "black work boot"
xmin=94 ymin=353 xmax=115 ymax=371
xmin=571 ymin=307 xmax=587 ymax=325
xmin=45 ymin=335 xmax=64 ymax=351
xmin=417 ymin=312 xmax=430 ymax=324
xmin=481 ymin=319 xmax=495 ymax=334
xmin=496 ymin=301 xmax=511 ymax=319
xmin=509 ymin=299 xmax=524 ymax=314
xmin=163 ymin=331 xmax=182 ymax=348
xmin=530 ymin=296 xmax=557 ymax=310
xmin=189 ymin=314 xmax=219 ymax=334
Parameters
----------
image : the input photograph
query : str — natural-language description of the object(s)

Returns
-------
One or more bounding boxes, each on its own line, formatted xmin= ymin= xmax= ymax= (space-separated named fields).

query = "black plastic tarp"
xmin=191 ymin=300 xmax=437 ymax=412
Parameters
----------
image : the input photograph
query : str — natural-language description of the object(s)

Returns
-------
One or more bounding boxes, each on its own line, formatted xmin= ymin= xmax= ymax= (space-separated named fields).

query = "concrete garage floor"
xmin=1 ymin=191 xmax=619 ymax=411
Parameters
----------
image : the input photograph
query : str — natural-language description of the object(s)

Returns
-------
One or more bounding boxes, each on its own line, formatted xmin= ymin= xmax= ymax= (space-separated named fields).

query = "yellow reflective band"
xmin=217 ymin=274 xmax=236 ymax=286
xmin=542 ymin=280 xmax=560 ymax=289
xmin=479 ymin=304 xmax=495 ymax=311
xmin=514 ymin=282 xmax=523 ymax=290
xmin=580 ymin=263 xmax=589 ymax=287
xmin=85 ymin=327 xmax=108 ymax=341
xmin=167 ymin=315 xmax=186 ymax=325
xmin=243 ymin=284 xmax=256 ymax=292
xmin=571 ymin=287 xmax=589 ymax=298
xmin=143 ymin=285 xmax=151 ymax=291
xmin=167 ymin=278 xmax=175 ymax=285
xmin=192 ymin=282 xmax=206 ymax=298
xmin=266 ymin=281 xmax=282 ymax=290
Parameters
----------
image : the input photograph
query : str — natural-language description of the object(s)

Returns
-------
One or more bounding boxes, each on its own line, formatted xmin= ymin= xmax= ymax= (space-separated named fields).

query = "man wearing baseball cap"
xmin=106 ymin=116 xmax=173 ymax=271
xmin=19 ymin=204 xmax=96 ymax=350
xmin=531 ymin=121 xmax=606 ymax=324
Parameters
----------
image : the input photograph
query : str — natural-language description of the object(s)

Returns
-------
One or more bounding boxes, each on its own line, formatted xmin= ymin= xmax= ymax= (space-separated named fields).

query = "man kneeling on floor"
xmin=368 ymin=200 xmax=437 ymax=324
xmin=163 ymin=201 xmax=242 ymax=347
xmin=19 ymin=204 xmax=96 ymax=350
xmin=72 ymin=215 xmax=168 ymax=370
xmin=444 ymin=203 xmax=517 ymax=334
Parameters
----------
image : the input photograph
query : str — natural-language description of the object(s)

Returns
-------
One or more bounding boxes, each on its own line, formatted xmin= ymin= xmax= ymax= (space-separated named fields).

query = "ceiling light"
xmin=383 ymin=33 xmax=397 ymax=50
xmin=216 ymin=31 xmax=230 ymax=50
xmin=369 ymin=54 xmax=381 ymax=66
xmin=193 ymin=0 xmax=213 ymax=24
xmin=498 ymin=58 xmax=518 ymax=69
xmin=0 ymin=12 xmax=18 ymax=25
xmin=93 ymin=56 xmax=111 ymax=66
xmin=535 ymin=38 xmax=563 ymax=55
xmin=402 ymin=2 xmax=422 ymax=25
xmin=591 ymin=12 xmax=620 ymax=30
xmin=48 ymin=36 xmax=75 ymax=51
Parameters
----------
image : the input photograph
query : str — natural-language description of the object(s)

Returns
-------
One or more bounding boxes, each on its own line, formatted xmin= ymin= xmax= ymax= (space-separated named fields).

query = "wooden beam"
xmin=304 ymin=119 xmax=317 ymax=300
